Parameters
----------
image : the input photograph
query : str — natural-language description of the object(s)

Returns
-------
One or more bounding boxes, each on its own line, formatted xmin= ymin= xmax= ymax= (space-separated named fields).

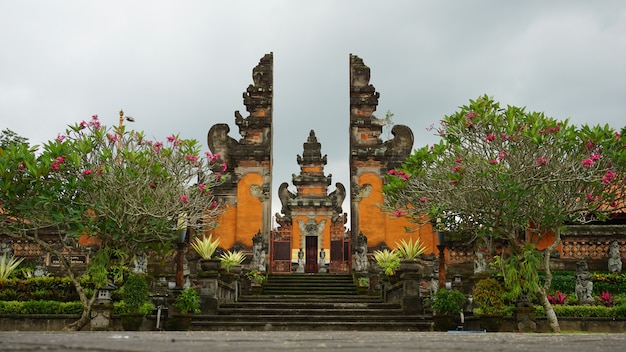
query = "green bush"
xmin=535 ymin=304 xmax=626 ymax=318
xmin=0 ymin=288 xmax=20 ymax=301
xmin=473 ymin=278 xmax=505 ymax=314
xmin=114 ymin=301 xmax=154 ymax=315
xmin=430 ymin=289 xmax=466 ymax=315
xmin=120 ymin=273 xmax=148 ymax=314
xmin=0 ymin=277 xmax=85 ymax=301
xmin=0 ymin=300 xmax=83 ymax=314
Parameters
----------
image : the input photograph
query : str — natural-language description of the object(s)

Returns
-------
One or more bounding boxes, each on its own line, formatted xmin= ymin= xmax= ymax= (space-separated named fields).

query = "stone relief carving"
xmin=353 ymin=232 xmax=369 ymax=273
xmin=352 ymin=183 xmax=372 ymax=202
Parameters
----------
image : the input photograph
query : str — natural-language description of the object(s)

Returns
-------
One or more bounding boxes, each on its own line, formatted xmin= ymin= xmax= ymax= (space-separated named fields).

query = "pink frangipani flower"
xmin=581 ymin=158 xmax=595 ymax=168
xmin=536 ymin=157 xmax=547 ymax=166
xmin=602 ymin=170 xmax=616 ymax=185
xmin=180 ymin=195 xmax=189 ymax=203
xmin=485 ymin=134 xmax=496 ymax=142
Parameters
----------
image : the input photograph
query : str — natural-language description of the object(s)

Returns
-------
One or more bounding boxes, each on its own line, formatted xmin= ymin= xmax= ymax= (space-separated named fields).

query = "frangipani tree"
xmin=384 ymin=95 xmax=626 ymax=332
xmin=0 ymin=114 xmax=225 ymax=330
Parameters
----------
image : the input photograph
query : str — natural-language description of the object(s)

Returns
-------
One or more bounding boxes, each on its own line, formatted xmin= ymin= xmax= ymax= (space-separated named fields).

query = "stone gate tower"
xmin=207 ymin=53 xmax=273 ymax=250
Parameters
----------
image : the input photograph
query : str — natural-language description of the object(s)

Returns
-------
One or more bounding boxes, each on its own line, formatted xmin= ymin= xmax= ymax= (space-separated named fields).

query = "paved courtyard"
xmin=1 ymin=331 xmax=626 ymax=352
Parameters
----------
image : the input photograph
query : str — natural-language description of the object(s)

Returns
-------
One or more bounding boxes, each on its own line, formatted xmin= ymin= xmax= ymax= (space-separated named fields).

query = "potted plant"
xmin=395 ymin=237 xmax=426 ymax=273
xmin=119 ymin=273 xmax=151 ymax=331
xmin=430 ymin=288 xmax=466 ymax=331
xmin=191 ymin=234 xmax=220 ymax=271
xmin=168 ymin=287 xmax=201 ymax=331
xmin=472 ymin=277 xmax=505 ymax=332
xmin=373 ymin=249 xmax=401 ymax=278
xmin=219 ymin=250 xmax=245 ymax=283
xmin=220 ymin=250 xmax=245 ymax=273
xmin=244 ymin=269 xmax=266 ymax=294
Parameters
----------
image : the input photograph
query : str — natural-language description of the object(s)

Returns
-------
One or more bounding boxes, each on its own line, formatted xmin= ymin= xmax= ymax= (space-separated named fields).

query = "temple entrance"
xmin=305 ymin=236 xmax=318 ymax=273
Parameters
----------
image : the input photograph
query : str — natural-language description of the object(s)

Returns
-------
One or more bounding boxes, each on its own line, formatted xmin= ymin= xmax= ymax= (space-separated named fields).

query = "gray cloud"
xmin=2 ymin=1 xmax=625 ymax=227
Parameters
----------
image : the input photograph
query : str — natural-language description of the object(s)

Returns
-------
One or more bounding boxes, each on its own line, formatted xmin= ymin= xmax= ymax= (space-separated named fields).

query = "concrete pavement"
xmin=1 ymin=331 xmax=626 ymax=352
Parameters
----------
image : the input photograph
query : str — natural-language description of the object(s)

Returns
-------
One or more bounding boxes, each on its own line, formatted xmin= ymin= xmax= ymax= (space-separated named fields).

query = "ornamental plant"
xmin=384 ymin=95 xmax=626 ymax=332
xmin=547 ymin=291 xmax=570 ymax=305
xmin=395 ymin=237 xmax=426 ymax=260
xmin=472 ymin=277 xmax=505 ymax=315
xmin=190 ymin=234 xmax=220 ymax=260
xmin=430 ymin=288 xmax=466 ymax=315
xmin=219 ymin=250 xmax=245 ymax=272
xmin=0 ymin=254 xmax=24 ymax=280
xmin=373 ymin=249 xmax=401 ymax=276
xmin=0 ymin=113 xmax=225 ymax=330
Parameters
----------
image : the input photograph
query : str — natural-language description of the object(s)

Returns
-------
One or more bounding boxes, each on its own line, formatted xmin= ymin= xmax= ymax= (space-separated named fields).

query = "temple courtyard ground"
xmin=1 ymin=331 xmax=625 ymax=352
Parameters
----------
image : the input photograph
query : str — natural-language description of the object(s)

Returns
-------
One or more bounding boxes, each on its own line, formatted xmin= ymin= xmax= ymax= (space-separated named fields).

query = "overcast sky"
xmin=2 ymin=1 xmax=625 ymax=228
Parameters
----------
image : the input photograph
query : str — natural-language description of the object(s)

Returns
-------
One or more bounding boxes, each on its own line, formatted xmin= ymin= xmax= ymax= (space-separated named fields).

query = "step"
xmin=191 ymin=320 xmax=433 ymax=331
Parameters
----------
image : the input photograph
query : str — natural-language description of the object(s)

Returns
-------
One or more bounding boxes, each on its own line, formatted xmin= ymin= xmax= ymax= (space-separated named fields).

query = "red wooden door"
xmin=305 ymin=236 xmax=318 ymax=273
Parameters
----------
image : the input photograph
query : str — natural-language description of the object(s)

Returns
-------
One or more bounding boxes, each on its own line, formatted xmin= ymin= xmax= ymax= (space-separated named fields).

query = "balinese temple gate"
xmin=208 ymin=53 xmax=438 ymax=274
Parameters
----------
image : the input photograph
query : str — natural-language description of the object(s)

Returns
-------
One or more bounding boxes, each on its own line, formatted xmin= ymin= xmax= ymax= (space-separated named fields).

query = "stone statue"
xmin=318 ymin=249 xmax=327 ymax=273
xmin=608 ymin=240 xmax=622 ymax=274
xmin=132 ymin=251 xmax=148 ymax=274
xmin=353 ymin=232 xmax=369 ymax=273
xmin=473 ymin=250 xmax=487 ymax=274
xmin=33 ymin=256 xmax=47 ymax=277
xmin=575 ymin=261 xmax=594 ymax=305
xmin=0 ymin=241 xmax=14 ymax=258
xmin=251 ymin=231 xmax=266 ymax=272
xmin=296 ymin=248 xmax=305 ymax=273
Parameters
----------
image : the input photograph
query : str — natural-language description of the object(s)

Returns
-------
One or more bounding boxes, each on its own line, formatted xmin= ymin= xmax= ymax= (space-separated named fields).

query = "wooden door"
xmin=305 ymin=236 xmax=318 ymax=273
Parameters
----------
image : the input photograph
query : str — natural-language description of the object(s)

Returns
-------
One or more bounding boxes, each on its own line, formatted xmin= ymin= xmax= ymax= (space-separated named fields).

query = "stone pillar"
xmin=398 ymin=260 xmax=424 ymax=314
xmin=198 ymin=271 xmax=220 ymax=314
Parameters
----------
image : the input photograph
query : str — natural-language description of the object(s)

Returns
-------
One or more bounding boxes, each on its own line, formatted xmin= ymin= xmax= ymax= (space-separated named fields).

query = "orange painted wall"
xmin=358 ymin=172 xmax=438 ymax=255
xmin=211 ymin=202 xmax=237 ymax=250
xmin=357 ymin=173 xmax=386 ymax=246
xmin=235 ymin=173 xmax=264 ymax=247
xmin=210 ymin=173 xmax=263 ymax=249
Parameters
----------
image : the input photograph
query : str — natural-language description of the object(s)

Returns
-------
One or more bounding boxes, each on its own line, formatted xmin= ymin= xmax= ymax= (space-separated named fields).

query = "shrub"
xmin=547 ymin=291 xmax=570 ymax=305
xmin=120 ymin=273 xmax=149 ymax=314
xmin=0 ymin=300 xmax=83 ymax=314
xmin=472 ymin=278 xmax=505 ymax=314
xmin=114 ymin=301 xmax=154 ymax=315
xmin=430 ymin=289 xmax=466 ymax=315
xmin=0 ymin=288 xmax=20 ymax=301
xmin=173 ymin=288 xmax=200 ymax=314
xmin=596 ymin=291 xmax=614 ymax=307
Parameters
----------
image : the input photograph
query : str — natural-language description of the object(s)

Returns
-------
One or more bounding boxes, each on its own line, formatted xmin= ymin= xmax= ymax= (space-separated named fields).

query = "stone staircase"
xmin=191 ymin=274 xmax=432 ymax=331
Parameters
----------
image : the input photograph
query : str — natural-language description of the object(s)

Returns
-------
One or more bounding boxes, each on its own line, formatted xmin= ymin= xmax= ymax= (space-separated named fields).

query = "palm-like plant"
xmin=0 ymin=254 xmax=24 ymax=280
xmin=396 ymin=237 xmax=426 ymax=260
xmin=220 ymin=250 xmax=245 ymax=272
xmin=190 ymin=234 xmax=220 ymax=260
xmin=373 ymin=249 xmax=401 ymax=276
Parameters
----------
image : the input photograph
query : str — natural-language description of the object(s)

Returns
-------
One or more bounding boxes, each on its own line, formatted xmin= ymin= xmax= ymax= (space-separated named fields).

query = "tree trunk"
xmin=31 ymin=236 xmax=98 ymax=331
xmin=539 ymin=227 xmax=562 ymax=333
